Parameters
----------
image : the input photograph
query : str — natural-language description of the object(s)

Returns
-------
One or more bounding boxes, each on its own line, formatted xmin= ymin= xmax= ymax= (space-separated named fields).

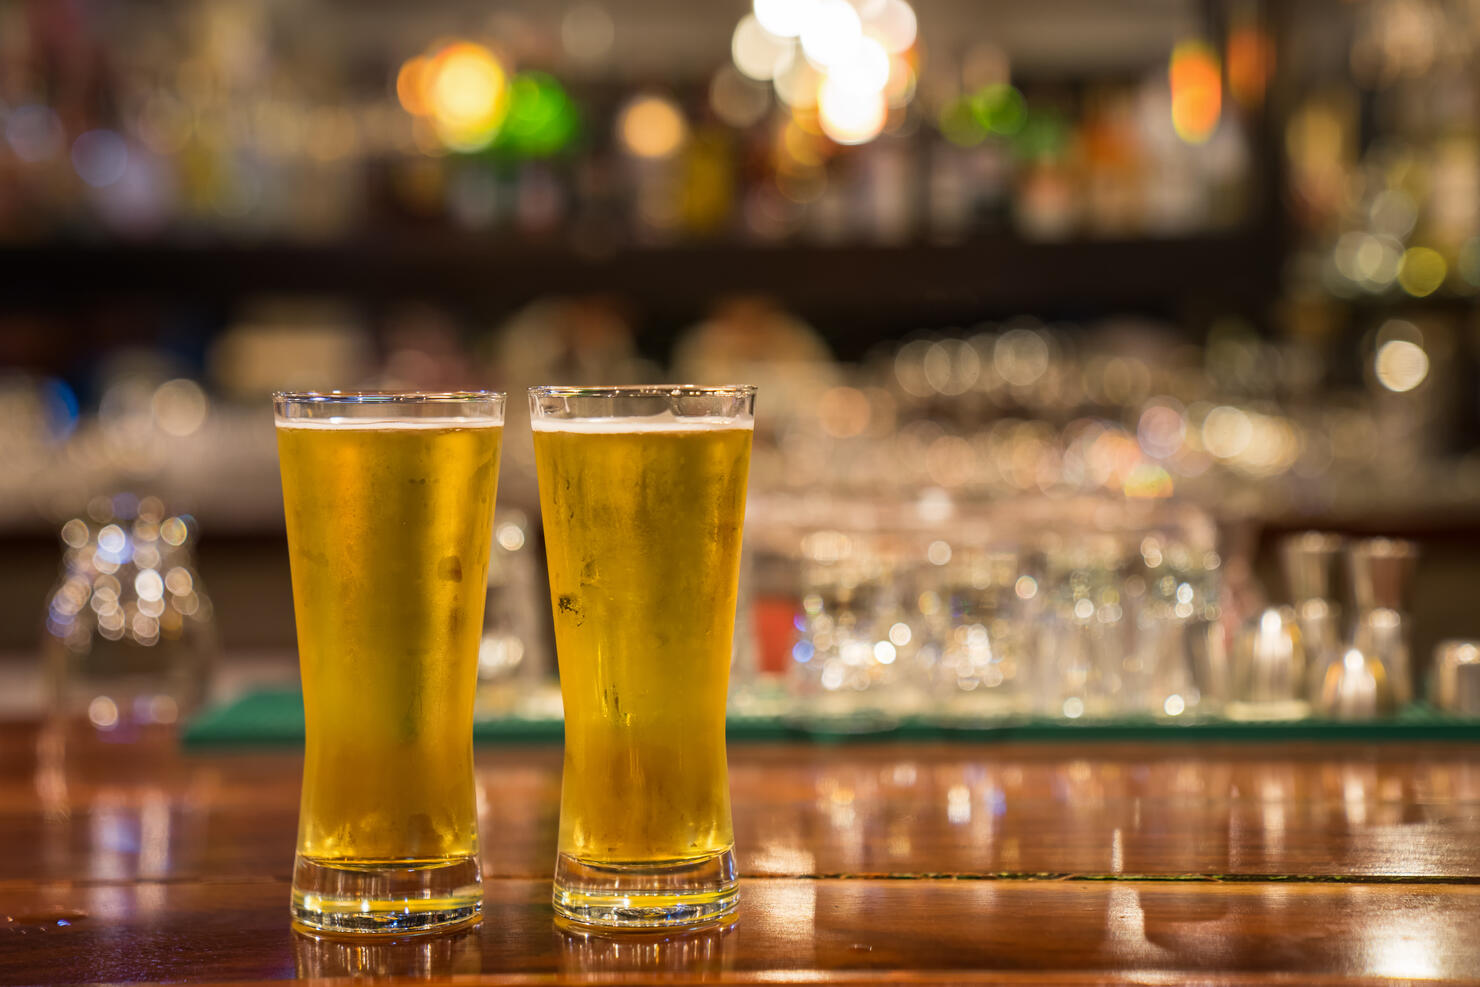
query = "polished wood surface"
xmin=3 ymin=721 xmax=1479 ymax=983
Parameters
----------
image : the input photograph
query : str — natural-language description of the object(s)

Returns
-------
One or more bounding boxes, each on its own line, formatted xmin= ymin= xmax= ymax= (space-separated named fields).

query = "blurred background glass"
xmin=2 ymin=0 xmax=1479 ymax=727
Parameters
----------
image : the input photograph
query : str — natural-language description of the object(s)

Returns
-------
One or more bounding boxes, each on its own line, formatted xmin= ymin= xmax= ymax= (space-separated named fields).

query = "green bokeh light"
xmin=486 ymin=71 xmax=580 ymax=158
xmin=971 ymin=84 xmax=1027 ymax=136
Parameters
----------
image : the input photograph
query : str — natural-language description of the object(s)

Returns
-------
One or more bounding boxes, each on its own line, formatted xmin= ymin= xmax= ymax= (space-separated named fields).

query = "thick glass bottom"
xmin=553 ymin=848 xmax=738 ymax=930
xmin=1225 ymin=698 xmax=1312 ymax=722
xmin=291 ymin=854 xmax=482 ymax=935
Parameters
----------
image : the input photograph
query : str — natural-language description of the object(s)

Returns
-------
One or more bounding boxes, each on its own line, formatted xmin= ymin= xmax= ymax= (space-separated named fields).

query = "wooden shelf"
xmin=0 ymin=232 xmax=1279 ymax=355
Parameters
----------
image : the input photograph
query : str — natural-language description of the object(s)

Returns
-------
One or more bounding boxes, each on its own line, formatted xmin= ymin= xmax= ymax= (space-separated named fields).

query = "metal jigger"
xmin=1280 ymin=532 xmax=1344 ymax=603
xmin=1278 ymin=532 xmax=1344 ymax=702
xmin=1431 ymin=641 xmax=1480 ymax=716
xmin=1345 ymin=538 xmax=1418 ymax=707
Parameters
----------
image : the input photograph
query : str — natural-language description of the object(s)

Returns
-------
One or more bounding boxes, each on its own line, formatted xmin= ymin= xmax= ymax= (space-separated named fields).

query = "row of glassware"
xmin=40 ymin=487 xmax=1434 ymax=732
xmin=724 ymin=492 xmax=1426 ymax=727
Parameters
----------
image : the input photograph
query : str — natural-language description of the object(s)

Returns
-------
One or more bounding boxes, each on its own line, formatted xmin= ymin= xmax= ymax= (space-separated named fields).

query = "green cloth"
xmin=181 ymin=688 xmax=1480 ymax=748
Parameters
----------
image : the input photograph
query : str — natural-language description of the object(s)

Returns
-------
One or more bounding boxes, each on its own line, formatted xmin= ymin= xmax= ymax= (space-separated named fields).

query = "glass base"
xmin=552 ymin=848 xmax=738 ymax=930
xmin=291 ymin=854 xmax=482 ymax=935
xmin=1225 ymin=698 xmax=1311 ymax=722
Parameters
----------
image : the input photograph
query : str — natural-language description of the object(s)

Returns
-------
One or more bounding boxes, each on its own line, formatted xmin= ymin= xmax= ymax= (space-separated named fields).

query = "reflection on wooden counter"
xmin=3 ymin=719 xmax=1480 ymax=981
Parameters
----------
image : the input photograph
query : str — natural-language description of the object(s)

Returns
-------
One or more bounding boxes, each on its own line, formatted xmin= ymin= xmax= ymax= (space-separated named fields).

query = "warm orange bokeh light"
xmin=396 ymin=41 xmax=512 ymax=152
xmin=1227 ymin=26 xmax=1274 ymax=108
xmin=396 ymin=56 xmax=433 ymax=116
xmin=1170 ymin=40 xmax=1221 ymax=144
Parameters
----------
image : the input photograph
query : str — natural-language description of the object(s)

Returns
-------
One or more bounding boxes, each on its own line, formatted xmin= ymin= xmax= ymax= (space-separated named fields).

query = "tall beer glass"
xmin=530 ymin=385 xmax=754 ymax=929
xmin=275 ymin=391 xmax=504 ymax=934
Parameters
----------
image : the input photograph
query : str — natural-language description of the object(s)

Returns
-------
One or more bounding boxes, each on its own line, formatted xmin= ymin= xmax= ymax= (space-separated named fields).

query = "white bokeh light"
xmin=819 ymin=76 xmax=887 ymax=144
xmin=1375 ymin=339 xmax=1429 ymax=393
xmin=800 ymin=0 xmax=863 ymax=70
xmin=869 ymin=0 xmax=917 ymax=53
xmin=732 ymin=14 xmax=794 ymax=81
xmin=754 ymin=0 xmax=814 ymax=38
xmin=829 ymin=35 xmax=891 ymax=93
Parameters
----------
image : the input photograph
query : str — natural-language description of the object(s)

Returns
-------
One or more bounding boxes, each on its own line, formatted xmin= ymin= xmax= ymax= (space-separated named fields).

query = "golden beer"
xmin=531 ymin=385 xmax=754 ymax=929
xmin=275 ymin=393 xmax=503 ymax=934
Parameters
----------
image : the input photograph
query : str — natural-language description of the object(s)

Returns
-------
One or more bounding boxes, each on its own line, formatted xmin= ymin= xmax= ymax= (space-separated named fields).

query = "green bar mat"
xmin=181 ymin=688 xmax=1480 ymax=748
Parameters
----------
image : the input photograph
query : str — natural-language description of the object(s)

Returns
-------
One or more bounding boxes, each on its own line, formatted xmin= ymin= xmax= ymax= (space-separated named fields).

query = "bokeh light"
xmin=800 ymin=0 xmax=863 ymax=70
xmin=617 ymin=94 xmax=688 ymax=158
xmin=754 ymin=0 xmax=811 ymax=39
xmin=732 ymin=13 xmax=792 ymax=82
xmin=818 ymin=77 xmax=887 ymax=145
xmin=884 ymin=53 xmax=917 ymax=107
xmin=495 ymin=73 xmax=579 ymax=157
xmin=1396 ymin=246 xmax=1446 ymax=297
xmin=560 ymin=2 xmax=615 ymax=64
xmin=830 ymin=36 xmax=891 ymax=93
xmin=396 ymin=56 xmax=434 ymax=116
xmin=71 ymin=131 xmax=129 ymax=188
xmin=869 ymin=0 xmax=918 ymax=54
xmin=1137 ymin=400 xmax=1187 ymax=460
xmin=1457 ymin=238 xmax=1480 ymax=289
xmin=1370 ymin=188 xmax=1417 ymax=239
xmin=729 ymin=0 xmax=916 ymax=149
xmin=995 ymin=328 xmax=1051 ymax=387
xmin=774 ymin=54 xmax=824 ymax=109
xmin=922 ymin=339 xmax=981 ymax=395
xmin=1170 ymin=40 xmax=1222 ymax=144
xmin=423 ymin=41 xmax=515 ymax=152
xmin=1342 ymin=233 xmax=1403 ymax=290
xmin=151 ymin=379 xmax=208 ymax=437
xmin=397 ymin=41 xmax=580 ymax=157
xmin=431 ymin=44 xmax=508 ymax=126
xmin=1227 ymin=24 xmax=1274 ymax=107
xmin=1202 ymin=405 xmax=1252 ymax=459
xmin=1375 ymin=340 xmax=1429 ymax=392
xmin=973 ymin=84 xmax=1027 ymax=135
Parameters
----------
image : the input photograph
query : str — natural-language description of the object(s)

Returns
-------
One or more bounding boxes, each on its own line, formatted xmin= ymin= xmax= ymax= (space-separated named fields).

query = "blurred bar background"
xmin=3 ymin=0 xmax=1479 ymax=729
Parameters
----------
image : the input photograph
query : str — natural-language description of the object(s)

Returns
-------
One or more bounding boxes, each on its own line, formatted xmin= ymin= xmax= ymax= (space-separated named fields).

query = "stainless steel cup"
xmin=1347 ymin=538 xmax=1417 ymax=612
xmin=1432 ymin=641 xmax=1480 ymax=715
xmin=1279 ymin=531 xmax=1344 ymax=604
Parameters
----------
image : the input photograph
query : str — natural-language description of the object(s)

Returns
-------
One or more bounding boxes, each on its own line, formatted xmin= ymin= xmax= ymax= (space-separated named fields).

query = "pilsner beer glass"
xmin=275 ymin=391 xmax=504 ymax=934
xmin=530 ymin=385 xmax=755 ymax=929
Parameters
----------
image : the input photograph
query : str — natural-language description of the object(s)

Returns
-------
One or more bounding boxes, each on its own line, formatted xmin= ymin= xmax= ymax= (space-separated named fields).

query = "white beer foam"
xmin=276 ymin=417 xmax=503 ymax=429
xmin=530 ymin=414 xmax=753 ymax=433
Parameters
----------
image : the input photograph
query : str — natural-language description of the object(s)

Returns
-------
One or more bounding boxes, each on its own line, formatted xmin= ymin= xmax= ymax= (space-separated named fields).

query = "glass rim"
xmin=273 ymin=390 xmax=504 ymax=403
xmin=528 ymin=385 xmax=755 ymax=398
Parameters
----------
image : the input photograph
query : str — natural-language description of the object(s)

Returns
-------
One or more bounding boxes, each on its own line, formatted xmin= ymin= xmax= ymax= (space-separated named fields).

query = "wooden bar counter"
xmin=3 ymin=721 xmax=1479 ymax=984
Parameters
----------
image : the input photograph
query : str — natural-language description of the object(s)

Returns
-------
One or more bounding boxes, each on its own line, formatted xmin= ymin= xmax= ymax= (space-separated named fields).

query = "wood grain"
xmin=5 ymin=726 xmax=1480 ymax=882
xmin=4 ymin=878 xmax=1478 ymax=984
xmin=4 ymin=721 xmax=1480 ymax=982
